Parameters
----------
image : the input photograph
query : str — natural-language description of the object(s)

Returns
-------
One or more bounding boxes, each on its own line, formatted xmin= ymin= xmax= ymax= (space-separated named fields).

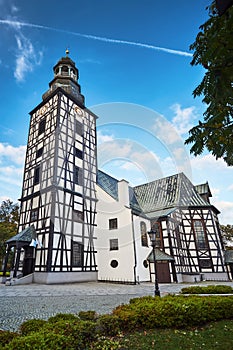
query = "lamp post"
xmin=148 ymin=223 xmax=161 ymax=297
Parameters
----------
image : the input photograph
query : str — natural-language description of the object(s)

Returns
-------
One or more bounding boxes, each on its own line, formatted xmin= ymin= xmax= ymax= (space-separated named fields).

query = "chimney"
xmin=118 ymin=179 xmax=130 ymax=207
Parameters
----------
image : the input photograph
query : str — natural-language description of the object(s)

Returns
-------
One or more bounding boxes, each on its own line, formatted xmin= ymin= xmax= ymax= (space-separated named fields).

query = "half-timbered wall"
xmin=18 ymin=90 xmax=97 ymax=274
xmin=156 ymin=207 xmax=227 ymax=282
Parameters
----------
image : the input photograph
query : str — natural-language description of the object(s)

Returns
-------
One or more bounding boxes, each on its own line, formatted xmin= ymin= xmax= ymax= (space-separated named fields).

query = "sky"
xmin=0 ymin=0 xmax=232 ymax=225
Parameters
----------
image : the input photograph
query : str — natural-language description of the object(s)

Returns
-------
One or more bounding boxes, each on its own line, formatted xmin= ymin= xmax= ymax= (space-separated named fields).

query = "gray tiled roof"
xmin=134 ymin=173 xmax=210 ymax=215
xmin=195 ymin=182 xmax=212 ymax=197
xmin=6 ymin=225 xmax=36 ymax=244
xmin=97 ymin=171 xmax=211 ymax=219
xmin=97 ymin=170 xmax=118 ymax=200
xmin=147 ymin=248 xmax=174 ymax=262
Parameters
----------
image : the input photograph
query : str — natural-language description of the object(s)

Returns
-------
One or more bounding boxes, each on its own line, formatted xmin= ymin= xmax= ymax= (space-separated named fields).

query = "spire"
xmin=42 ymin=52 xmax=85 ymax=105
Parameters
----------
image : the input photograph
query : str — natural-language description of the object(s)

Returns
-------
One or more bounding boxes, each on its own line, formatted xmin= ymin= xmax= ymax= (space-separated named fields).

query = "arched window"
xmin=140 ymin=221 xmax=148 ymax=247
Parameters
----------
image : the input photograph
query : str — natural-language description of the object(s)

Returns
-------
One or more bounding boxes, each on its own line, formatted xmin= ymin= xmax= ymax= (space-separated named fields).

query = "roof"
xmin=6 ymin=225 xmax=36 ymax=244
xmin=195 ymin=182 xmax=212 ymax=198
xmin=97 ymin=170 xmax=214 ymax=219
xmin=147 ymin=248 xmax=174 ymax=262
xmin=97 ymin=170 xmax=119 ymax=201
xmin=224 ymin=250 xmax=233 ymax=264
xmin=133 ymin=173 xmax=211 ymax=215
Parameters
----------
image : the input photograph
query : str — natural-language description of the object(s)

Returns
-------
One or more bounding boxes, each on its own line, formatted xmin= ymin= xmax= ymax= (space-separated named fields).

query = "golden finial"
xmin=65 ymin=48 xmax=69 ymax=56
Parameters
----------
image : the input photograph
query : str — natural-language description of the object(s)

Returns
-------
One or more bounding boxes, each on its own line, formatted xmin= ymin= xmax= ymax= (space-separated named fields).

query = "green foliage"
xmin=185 ymin=3 xmax=233 ymax=165
xmin=78 ymin=310 xmax=98 ymax=321
xmin=0 ymin=330 xmax=19 ymax=348
xmin=5 ymin=332 xmax=75 ymax=350
xmin=220 ymin=224 xmax=233 ymax=246
xmin=0 ymin=200 xmax=20 ymax=269
xmin=47 ymin=313 xmax=79 ymax=323
xmin=180 ymin=284 xmax=233 ymax=294
xmin=90 ymin=336 xmax=120 ymax=350
xmin=117 ymin=320 xmax=233 ymax=350
xmin=97 ymin=314 xmax=120 ymax=336
xmin=0 ymin=272 xmax=10 ymax=276
xmin=19 ymin=319 xmax=47 ymax=335
xmin=113 ymin=295 xmax=233 ymax=330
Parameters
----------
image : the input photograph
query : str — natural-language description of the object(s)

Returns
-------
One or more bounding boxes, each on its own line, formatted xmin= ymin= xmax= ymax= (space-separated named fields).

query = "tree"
xmin=185 ymin=1 xmax=233 ymax=165
xmin=220 ymin=224 xmax=233 ymax=247
xmin=0 ymin=200 xmax=20 ymax=269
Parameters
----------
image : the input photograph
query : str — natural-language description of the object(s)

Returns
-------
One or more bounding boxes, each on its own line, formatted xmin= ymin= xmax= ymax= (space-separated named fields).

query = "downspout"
xmin=131 ymin=212 xmax=138 ymax=284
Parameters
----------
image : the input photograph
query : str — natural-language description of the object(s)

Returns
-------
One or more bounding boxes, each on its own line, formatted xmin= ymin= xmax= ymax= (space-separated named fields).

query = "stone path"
xmin=0 ymin=281 xmax=232 ymax=331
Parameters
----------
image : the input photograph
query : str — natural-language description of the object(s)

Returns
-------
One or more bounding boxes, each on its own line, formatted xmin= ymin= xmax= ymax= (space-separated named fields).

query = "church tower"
xmin=18 ymin=51 xmax=98 ymax=283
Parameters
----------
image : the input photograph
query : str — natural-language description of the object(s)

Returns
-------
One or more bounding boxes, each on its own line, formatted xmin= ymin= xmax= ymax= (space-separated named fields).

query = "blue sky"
xmin=0 ymin=0 xmax=233 ymax=224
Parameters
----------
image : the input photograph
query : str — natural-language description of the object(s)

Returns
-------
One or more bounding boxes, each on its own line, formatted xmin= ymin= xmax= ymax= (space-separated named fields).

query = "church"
xmin=2 ymin=52 xmax=229 ymax=284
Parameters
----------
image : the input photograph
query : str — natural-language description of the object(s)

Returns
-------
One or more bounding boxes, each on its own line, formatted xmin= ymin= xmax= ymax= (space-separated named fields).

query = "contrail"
xmin=0 ymin=19 xmax=192 ymax=57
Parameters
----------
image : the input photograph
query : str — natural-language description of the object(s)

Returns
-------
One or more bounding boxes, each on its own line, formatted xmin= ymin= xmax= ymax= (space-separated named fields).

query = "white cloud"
xmin=97 ymin=131 xmax=115 ymax=144
xmin=152 ymin=116 xmax=181 ymax=144
xmin=14 ymin=32 xmax=43 ymax=82
xmin=212 ymin=200 xmax=233 ymax=225
xmin=0 ymin=143 xmax=26 ymax=164
xmin=170 ymin=103 xmax=198 ymax=136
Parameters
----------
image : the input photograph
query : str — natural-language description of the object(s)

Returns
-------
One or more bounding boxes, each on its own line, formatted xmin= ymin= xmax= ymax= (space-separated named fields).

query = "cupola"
xmin=42 ymin=49 xmax=85 ymax=105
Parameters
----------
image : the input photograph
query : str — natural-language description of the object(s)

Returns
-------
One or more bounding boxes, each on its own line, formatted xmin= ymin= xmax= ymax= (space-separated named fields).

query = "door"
xmin=156 ymin=261 xmax=171 ymax=283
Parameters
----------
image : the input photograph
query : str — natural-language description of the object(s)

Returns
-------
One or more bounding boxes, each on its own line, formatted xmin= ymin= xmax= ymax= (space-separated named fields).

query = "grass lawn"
xmin=117 ymin=319 xmax=233 ymax=350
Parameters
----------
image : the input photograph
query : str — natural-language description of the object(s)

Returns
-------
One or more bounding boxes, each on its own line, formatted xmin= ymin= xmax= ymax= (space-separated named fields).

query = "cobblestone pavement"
xmin=1 ymin=281 xmax=232 ymax=331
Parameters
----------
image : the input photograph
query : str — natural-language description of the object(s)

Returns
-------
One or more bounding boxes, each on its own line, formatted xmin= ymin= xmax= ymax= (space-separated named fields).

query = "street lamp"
xmin=148 ymin=222 xmax=161 ymax=297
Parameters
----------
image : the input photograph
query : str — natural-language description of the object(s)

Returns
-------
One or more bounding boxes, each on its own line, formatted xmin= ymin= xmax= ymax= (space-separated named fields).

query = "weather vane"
xmin=65 ymin=48 xmax=70 ymax=56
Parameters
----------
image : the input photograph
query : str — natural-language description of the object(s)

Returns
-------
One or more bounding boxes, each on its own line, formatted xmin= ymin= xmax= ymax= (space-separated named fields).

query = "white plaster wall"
xmin=96 ymin=186 xmax=136 ymax=282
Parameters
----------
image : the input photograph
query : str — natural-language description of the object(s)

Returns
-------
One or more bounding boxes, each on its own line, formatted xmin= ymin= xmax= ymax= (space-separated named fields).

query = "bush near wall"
xmin=180 ymin=285 xmax=233 ymax=295
xmin=1 ymin=295 xmax=233 ymax=349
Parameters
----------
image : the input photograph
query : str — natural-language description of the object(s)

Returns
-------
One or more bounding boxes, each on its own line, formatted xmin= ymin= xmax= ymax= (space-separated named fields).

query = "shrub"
xmin=0 ymin=330 xmax=19 ymax=348
xmin=113 ymin=295 xmax=233 ymax=330
xmin=180 ymin=285 xmax=233 ymax=294
xmin=78 ymin=310 xmax=98 ymax=321
xmin=90 ymin=336 xmax=120 ymax=350
xmin=97 ymin=314 xmax=120 ymax=336
xmin=5 ymin=332 xmax=75 ymax=350
xmin=42 ymin=319 xmax=97 ymax=347
xmin=19 ymin=319 xmax=47 ymax=335
xmin=48 ymin=313 xmax=79 ymax=323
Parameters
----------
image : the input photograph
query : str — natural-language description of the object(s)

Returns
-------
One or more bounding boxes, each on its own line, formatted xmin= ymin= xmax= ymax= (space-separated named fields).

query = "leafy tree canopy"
xmin=0 ymin=200 xmax=19 ymax=268
xmin=220 ymin=224 xmax=233 ymax=247
xmin=185 ymin=1 xmax=233 ymax=165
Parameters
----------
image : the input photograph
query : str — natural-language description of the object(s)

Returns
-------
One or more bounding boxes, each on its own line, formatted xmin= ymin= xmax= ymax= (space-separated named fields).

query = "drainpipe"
xmin=131 ymin=212 xmax=138 ymax=284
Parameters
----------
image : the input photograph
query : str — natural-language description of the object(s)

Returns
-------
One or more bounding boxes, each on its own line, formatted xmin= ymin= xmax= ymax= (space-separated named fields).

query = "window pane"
xmin=109 ymin=218 xmax=117 ymax=230
xmin=193 ymin=220 xmax=208 ymax=249
xmin=140 ymin=222 xmax=148 ymax=247
xmin=34 ymin=167 xmax=40 ymax=184
xmin=110 ymin=239 xmax=118 ymax=251
xmin=72 ymin=241 xmax=84 ymax=266
xmin=38 ymin=118 xmax=46 ymax=135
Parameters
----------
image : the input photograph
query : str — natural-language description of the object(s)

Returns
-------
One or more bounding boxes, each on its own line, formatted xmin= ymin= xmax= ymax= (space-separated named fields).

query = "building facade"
xmin=96 ymin=170 xmax=229 ymax=283
xmin=3 ymin=53 xmax=229 ymax=284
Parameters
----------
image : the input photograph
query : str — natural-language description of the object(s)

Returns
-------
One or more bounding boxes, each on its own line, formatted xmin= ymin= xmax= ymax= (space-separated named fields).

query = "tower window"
xmin=36 ymin=147 xmax=43 ymax=158
xmin=38 ymin=118 xmax=46 ymax=135
xmin=74 ymin=166 xmax=83 ymax=185
xmin=72 ymin=210 xmax=84 ymax=222
xmin=30 ymin=209 xmax=38 ymax=221
xmin=34 ymin=167 xmax=40 ymax=185
xmin=109 ymin=218 xmax=118 ymax=230
xmin=75 ymin=148 xmax=83 ymax=159
xmin=110 ymin=239 xmax=119 ymax=251
xmin=76 ymin=120 xmax=83 ymax=135
xmin=72 ymin=241 xmax=84 ymax=267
